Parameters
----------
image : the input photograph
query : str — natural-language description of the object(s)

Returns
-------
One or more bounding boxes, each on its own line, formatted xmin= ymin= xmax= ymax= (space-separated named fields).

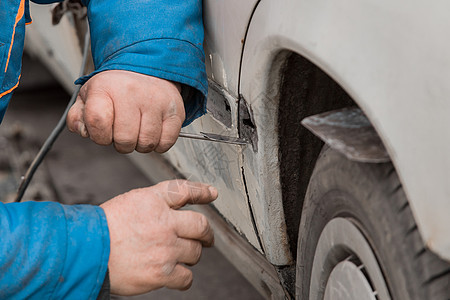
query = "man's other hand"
xmin=67 ymin=70 xmax=185 ymax=153
xmin=100 ymin=180 xmax=218 ymax=295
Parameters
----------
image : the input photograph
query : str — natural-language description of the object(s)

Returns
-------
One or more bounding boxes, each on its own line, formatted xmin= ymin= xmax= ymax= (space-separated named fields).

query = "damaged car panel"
xmin=162 ymin=101 xmax=263 ymax=251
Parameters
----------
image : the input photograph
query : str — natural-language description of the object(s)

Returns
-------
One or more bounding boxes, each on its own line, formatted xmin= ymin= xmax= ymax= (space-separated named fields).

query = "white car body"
xmin=26 ymin=0 xmax=450 ymax=297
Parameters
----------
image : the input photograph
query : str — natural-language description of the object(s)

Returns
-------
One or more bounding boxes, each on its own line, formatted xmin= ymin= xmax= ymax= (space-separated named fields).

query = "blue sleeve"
xmin=0 ymin=201 xmax=110 ymax=299
xmin=74 ymin=0 xmax=208 ymax=126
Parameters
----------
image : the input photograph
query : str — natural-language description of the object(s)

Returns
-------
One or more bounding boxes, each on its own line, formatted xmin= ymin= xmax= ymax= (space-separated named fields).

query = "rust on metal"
xmin=301 ymin=107 xmax=390 ymax=163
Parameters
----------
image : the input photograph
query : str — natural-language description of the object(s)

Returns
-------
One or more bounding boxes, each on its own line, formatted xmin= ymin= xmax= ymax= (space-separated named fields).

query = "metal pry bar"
xmin=179 ymin=132 xmax=249 ymax=145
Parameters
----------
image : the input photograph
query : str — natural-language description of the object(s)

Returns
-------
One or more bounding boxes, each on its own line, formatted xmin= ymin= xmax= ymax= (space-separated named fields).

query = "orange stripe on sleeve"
xmin=0 ymin=75 xmax=21 ymax=98
xmin=14 ymin=0 xmax=25 ymax=23
xmin=4 ymin=0 xmax=25 ymax=73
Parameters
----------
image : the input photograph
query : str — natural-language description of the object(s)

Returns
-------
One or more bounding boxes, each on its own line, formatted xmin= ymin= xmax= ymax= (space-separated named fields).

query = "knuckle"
xmin=114 ymin=142 xmax=135 ymax=154
xmin=154 ymin=269 xmax=167 ymax=282
xmin=138 ymin=133 xmax=156 ymax=144
xmin=79 ymin=85 xmax=88 ymax=96
xmin=84 ymin=110 xmax=107 ymax=128
xmin=66 ymin=120 xmax=77 ymax=133
xmin=137 ymin=137 xmax=157 ymax=152
xmin=135 ymin=146 xmax=155 ymax=153
xmin=122 ymin=79 xmax=139 ymax=94
xmin=116 ymin=148 xmax=133 ymax=154
xmin=166 ymin=180 xmax=190 ymax=193
xmin=155 ymin=140 xmax=174 ymax=153
xmin=67 ymin=107 xmax=76 ymax=122
xmin=92 ymin=137 xmax=111 ymax=146
xmin=192 ymin=243 xmax=202 ymax=262
xmin=197 ymin=215 xmax=209 ymax=237
xmin=188 ymin=187 xmax=203 ymax=203
xmin=114 ymin=136 xmax=136 ymax=147
xmin=157 ymin=261 xmax=175 ymax=279
xmin=165 ymin=180 xmax=187 ymax=200
xmin=166 ymin=180 xmax=179 ymax=194
xmin=179 ymin=271 xmax=193 ymax=290
xmin=169 ymin=179 xmax=187 ymax=194
xmin=114 ymin=139 xmax=135 ymax=147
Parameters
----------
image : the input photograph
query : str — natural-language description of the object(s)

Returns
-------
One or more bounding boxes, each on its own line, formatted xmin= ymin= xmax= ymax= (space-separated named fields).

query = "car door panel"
xmin=163 ymin=0 xmax=262 ymax=251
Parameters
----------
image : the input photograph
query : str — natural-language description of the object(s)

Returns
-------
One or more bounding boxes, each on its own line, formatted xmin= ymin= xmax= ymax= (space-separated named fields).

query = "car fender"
xmin=241 ymin=0 xmax=450 ymax=263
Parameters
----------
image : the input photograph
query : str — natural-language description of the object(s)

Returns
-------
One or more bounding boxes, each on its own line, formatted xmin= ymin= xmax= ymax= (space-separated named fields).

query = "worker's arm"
xmin=65 ymin=0 xmax=207 ymax=153
xmin=0 ymin=180 xmax=217 ymax=298
xmin=0 ymin=201 xmax=109 ymax=299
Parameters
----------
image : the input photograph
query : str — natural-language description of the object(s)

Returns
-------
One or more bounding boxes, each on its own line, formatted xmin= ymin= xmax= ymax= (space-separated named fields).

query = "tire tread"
xmin=296 ymin=147 xmax=450 ymax=300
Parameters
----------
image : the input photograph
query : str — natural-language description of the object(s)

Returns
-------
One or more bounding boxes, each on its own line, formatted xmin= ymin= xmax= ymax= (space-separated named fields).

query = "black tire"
xmin=296 ymin=147 xmax=450 ymax=300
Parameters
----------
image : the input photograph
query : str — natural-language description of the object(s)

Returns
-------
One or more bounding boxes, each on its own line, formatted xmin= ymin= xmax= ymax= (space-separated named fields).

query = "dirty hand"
xmin=67 ymin=70 xmax=185 ymax=153
xmin=100 ymin=180 xmax=218 ymax=295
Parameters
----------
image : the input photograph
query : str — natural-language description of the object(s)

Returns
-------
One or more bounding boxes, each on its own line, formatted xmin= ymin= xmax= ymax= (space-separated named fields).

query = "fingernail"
xmin=208 ymin=186 xmax=218 ymax=199
xmin=79 ymin=122 xmax=89 ymax=138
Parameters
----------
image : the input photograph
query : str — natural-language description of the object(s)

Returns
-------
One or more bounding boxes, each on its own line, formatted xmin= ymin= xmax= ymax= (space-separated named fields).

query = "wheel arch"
xmin=277 ymin=52 xmax=357 ymax=260
xmin=240 ymin=0 xmax=450 ymax=269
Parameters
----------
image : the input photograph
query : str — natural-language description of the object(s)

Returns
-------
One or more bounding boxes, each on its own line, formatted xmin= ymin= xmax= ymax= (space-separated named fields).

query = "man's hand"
xmin=67 ymin=70 xmax=185 ymax=153
xmin=100 ymin=180 xmax=218 ymax=296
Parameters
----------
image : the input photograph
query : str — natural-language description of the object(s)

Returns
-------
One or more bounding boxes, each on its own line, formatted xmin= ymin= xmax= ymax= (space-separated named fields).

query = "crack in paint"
xmin=241 ymin=165 xmax=265 ymax=253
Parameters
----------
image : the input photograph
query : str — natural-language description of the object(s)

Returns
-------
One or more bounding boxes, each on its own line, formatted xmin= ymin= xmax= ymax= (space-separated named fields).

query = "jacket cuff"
xmin=53 ymin=205 xmax=110 ymax=299
xmin=75 ymin=39 xmax=207 ymax=126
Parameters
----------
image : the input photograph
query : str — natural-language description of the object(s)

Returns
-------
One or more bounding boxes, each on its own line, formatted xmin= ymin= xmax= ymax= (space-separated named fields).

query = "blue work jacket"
xmin=0 ymin=0 xmax=207 ymax=298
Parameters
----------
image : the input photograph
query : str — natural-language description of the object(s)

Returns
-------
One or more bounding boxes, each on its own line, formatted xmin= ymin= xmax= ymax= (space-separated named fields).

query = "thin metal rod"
xmin=178 ymin=132 xmax=211 ymax=141
xmin=178 ymin=132 xmax=248 ymax=145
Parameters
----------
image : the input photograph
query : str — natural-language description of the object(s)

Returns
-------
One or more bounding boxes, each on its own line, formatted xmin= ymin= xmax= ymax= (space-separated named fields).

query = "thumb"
xmin=67 ymin=96 xmax=89 ymax=138
xmin=157 ymin=180 xmax=218 ymax=209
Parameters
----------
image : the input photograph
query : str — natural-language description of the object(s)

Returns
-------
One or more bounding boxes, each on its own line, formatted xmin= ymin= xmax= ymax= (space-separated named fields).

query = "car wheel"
xmin=296 ymin=147 xmax=450 ymax=300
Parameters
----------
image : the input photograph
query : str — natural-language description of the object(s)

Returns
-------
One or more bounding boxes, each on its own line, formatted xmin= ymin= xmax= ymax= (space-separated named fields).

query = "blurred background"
xmin=0 ymin=53 xmax=263 ymax=300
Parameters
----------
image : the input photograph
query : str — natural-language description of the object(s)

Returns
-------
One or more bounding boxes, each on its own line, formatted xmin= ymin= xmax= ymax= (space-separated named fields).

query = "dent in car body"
xmin=238 ymin=97 xmax=258 ymax=152
xmin=206 ymin=81 xmax=233 ymax=128
xmin=164 ymin=85 xmax=263 ymax=251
